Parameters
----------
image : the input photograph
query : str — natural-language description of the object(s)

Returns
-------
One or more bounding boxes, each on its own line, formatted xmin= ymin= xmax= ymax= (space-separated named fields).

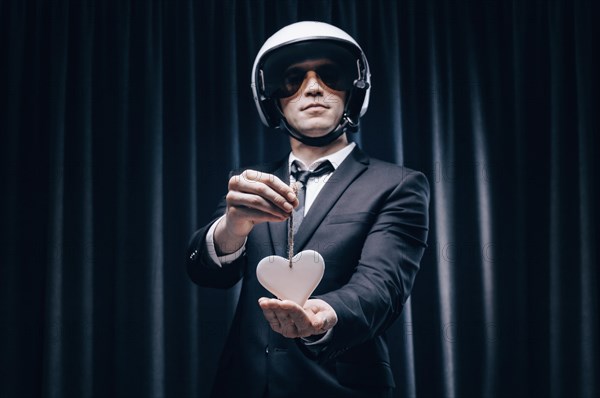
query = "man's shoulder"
xmin=366 ymin=157 xmax=426 ymax=182
xmin=359 ymin=156 xmax=430 ymax=204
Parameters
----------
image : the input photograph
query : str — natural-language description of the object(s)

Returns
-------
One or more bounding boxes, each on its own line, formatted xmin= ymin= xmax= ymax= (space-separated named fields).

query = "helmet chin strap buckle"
xmin=344 ymin=112 xmax=359 ymax=129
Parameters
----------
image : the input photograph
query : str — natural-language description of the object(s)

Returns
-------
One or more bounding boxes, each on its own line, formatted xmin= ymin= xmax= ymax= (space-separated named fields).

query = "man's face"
xmin=278 ymin=59 xmax=347 ymax=138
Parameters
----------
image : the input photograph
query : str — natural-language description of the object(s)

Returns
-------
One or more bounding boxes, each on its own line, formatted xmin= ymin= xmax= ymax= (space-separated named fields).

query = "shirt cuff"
xmin=301 ymin=327 xmax=334 ymax=346
xmin=205 ymin=215 xmax=246 ymax=266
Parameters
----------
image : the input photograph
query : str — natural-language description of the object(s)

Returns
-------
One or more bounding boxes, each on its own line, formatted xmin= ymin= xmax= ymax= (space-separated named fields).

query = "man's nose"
xmin=302 ymin=71 xmax=324 ymax=96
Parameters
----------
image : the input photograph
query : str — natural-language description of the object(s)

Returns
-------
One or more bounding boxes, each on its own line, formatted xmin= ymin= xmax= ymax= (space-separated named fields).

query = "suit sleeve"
xmin=313 ymin=170 xmax=430 ymax=362
xmin=186 ymin=163 xmax=282 ymax=289
xmin=186 ymin=197 xmax=247 ymax=289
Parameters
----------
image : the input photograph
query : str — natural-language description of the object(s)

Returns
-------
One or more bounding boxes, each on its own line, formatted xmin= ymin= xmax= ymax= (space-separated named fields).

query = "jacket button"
xmin=265 ymin=345 xmax=269 ymax=355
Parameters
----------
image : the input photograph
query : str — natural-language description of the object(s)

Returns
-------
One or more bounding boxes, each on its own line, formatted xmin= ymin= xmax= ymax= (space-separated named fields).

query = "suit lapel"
xmin=266 ymin=159 xmax=290 ymax=257
xmin=294 ymin=146 xmax=370 ymax=252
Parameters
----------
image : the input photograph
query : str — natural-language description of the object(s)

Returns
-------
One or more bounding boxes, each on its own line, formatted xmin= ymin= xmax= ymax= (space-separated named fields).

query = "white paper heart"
xmin=256 ymin=249 xmax=325 ymax=306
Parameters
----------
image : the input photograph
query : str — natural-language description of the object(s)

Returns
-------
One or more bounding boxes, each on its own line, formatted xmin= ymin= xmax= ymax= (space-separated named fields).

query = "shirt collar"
xmin=288 ymin=142 xmax=356 ymax=172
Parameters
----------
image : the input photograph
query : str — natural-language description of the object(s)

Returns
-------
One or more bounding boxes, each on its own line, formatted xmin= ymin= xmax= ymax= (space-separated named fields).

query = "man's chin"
xmin=293 ymin=124 xmax=336 ymax=138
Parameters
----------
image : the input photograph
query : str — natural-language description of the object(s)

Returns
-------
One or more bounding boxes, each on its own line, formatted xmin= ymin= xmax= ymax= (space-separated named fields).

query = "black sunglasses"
xmin=263 ymin=62 xmax=356 ymax=99
xmin=282 ymin=63 xmax=354 ymax=98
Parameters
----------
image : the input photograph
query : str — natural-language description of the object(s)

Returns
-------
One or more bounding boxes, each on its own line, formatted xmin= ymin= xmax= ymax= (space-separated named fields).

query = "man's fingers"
xmin=239 ymin=170 xmax=295 ymax=198
xmin=273 ymin=311 xmax=296 ymax=337
xmin=230 ymin=170 xmax=298 ymax=210
xmin=288 ymin=308 xmax=310 ymax=323
xmin=258 ymin=298 xmax=319 ymax=338
xmin=262 ymin=309 xmax=282 ymax=331
xmin=317 ymin=314 xmax=330 ymax=331
xmin=259 ymin=298 xmax=300 ymax=311
xmin=303 ymin=299 xmax=338 ymax=331
xmin=304 ymin=303 xmax=321 ymax=315
xmin=259 ymin=300 xmax=300 ymax=337
xmin=227 ymin=191 xmax=289 ymax=220
xmin=259 ymin=299 xmax=284 ymax=332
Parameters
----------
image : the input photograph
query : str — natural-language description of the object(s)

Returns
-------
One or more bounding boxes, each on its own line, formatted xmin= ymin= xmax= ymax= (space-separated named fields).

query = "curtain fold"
xmin=1 ymin=1 xmax=597 ymax=397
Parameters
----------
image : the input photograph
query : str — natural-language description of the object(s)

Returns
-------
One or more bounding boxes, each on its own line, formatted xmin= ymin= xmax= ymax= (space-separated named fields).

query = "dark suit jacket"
xmin=187 ymin=146 xmax=429 ymax=398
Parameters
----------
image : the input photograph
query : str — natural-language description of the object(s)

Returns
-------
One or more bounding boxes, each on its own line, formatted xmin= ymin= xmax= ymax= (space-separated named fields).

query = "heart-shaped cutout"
xmin=256 ymin=249 xmax=325 ymax=306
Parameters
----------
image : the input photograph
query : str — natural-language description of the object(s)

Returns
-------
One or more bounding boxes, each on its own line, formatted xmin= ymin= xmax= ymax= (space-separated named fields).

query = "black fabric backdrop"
xmin=1 ymin=1 xmax=598 ymax=397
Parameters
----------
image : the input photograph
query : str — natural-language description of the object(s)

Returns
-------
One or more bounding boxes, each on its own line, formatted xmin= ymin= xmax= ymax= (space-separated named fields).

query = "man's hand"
xmin=214 ymin=170 xmax=298 ymax=255
xmin=258 ymin=298 xmax=338 ymax=338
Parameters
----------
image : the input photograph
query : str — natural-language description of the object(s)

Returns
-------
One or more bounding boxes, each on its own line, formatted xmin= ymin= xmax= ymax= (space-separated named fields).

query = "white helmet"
xmin=251 ymin=21 xmax=371 ymax=147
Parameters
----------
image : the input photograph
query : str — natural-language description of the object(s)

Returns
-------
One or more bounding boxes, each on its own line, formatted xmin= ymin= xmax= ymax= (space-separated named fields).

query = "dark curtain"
xmin=1 ymin=0 xmax=598 ymax=397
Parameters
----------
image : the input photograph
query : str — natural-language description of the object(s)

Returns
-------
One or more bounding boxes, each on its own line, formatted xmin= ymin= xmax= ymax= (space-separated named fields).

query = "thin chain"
xmin=288 ymin=183 xmax=298 ymax=268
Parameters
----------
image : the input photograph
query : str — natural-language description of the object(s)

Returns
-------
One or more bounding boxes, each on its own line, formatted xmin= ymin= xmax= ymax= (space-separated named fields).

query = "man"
xmin=187 ymin=21 xmax=429 ymax=398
